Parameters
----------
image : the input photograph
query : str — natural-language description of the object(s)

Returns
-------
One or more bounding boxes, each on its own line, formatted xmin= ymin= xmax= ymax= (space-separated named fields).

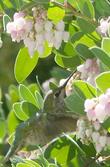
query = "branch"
xmin=99 ymin=155 xmax=110 ymax=162
xmin=52 ymin=0 xmax=98 ymax=26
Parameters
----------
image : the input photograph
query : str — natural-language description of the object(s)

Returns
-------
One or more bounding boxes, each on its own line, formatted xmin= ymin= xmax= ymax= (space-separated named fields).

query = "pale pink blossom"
xmin=97 ymin=17 xmax=110 ymax=37
xmin=13 ymin=12 xmax=25 ymax=20
xmin=95 ymin=104 xmax=107 ymax=123
xmin=6 ymin=14 xmax=31 ymax=42
xmin=99 ymin=136 xmax=107 ymax=147
xmin=56 ymin=20 xmax=65 ymax=31
xmin=92 ymin=132 xmax=100 ymax=143
xmin=63 ymin=31 xmax=69 ymax=42
xmin=84 ymin=99 xmax=96 ymax=111
xmin=44 ymin=21 xmax=53 ymax=31
xmin=77 ymin=58 xmax=100 ymax=85
xmin=93 ymin=121 xmax=101 ymax=131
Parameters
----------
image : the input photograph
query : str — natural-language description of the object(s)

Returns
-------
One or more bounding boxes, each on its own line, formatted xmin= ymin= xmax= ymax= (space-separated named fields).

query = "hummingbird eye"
xmin=55 ymin=90 xmax=61 ymax=97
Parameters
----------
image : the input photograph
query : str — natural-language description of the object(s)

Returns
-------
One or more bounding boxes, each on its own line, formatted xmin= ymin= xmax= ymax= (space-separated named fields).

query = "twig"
xmin=52 ymin=0 xmax=98 ymax=26
xmin=99 ymin=155 xmax=110 ymax=162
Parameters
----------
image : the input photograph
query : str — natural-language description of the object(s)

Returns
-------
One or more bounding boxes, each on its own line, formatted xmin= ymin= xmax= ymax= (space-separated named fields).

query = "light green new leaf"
xmin=24 ymin=159 xmax=41 ymax=167
xmin=7 ymin=110 xmax=20 ymax=134
xmin=101 ymin=37 xmax=110 ymax=55
xmin=14 ymin=47 xmax=39 ymax=83
xmin=19 ymin=84 xmax=39 ymax=109
xmin=39 ymin=41 xmax=52 ymax=58
xmin=95 ymin=72 xmax=110 ymax=92
xmin=47 ymin=7 xmax=65 ymax=23
xmin=13 ymin=102 xmax=29 ymax=121
xmin=16 ymin=163 xmax=35 ymax=167
xmin=0 ymin=119 xmax=6 ymax=138
xmin=35 ymin=91 xmax=43 ymax=109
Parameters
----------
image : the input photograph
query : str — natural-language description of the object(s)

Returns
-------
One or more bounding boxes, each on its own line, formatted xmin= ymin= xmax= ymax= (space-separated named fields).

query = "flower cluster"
xmin=76 ymin=119 xmax=110 ymax=153
xmin=85 ymin=89 xmax=110 ymax=123
xmin=77 ymin=58 xmax=100 ymax=86
xmin=97 ymin=17 xmax=110 ymax=37
xmin=6 ymin=12 xmax=32 ymax=43
xmin=6 ymin=8 xmax=69 ymax=57
xmin=76 ymin=88 xmax=110 ymax=153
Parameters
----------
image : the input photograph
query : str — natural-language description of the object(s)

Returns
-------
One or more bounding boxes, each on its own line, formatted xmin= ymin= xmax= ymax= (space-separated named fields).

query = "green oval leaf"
xmin=0 ymin=119 xmax=6 ymax=138
xmin=47 ymin=7 xmax=65 ymax=23
xmin=76 ymin=0 xmax=95 ymax=18
xmin=19 ymin=84 xmax=39 ymax=109
xmin=55 ymin=54 xmax=81 ymax=69
xmin=90 ymin=47 xmax=110 ymax=68
xmin=75 ymin=43 xmax=94 ymax=59
xmin=101 ymin=37 xmax=110 ymax=55
xmin=13 ymin=102 xmax=29 ymax=121
xmin=64 ymin=91 xmax=85 ymax=115
xmin=35 ymin=91 xmax=44 ymax=109
xmin=77 ymin=18 xmax=96 ymax=33
xmin=95 ymin=71 xmax=110 ymax=92
xmin=16 ymin=163 xmax=35 ymax=167
xmin=14 ymin=47 xmax=39 ymax=83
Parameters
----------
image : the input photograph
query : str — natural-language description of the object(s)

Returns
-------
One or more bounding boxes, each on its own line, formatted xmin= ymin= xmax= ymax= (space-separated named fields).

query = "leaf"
xmin=7 ymin=110 xmax=20 ymax=134
xmin=16 ymin=163 xmax=35 ymax=167
xmin=64 ymin=134 xmax=86 ymax=156
xmin=3 ymin=14 xmax=11 ymax=32
xmin=28 ymin=83 xmax=40 ymax=96
xmin=55 ymin=54 xmax=81 ymax=69
xmin=55 ymin=42 xmax=78 ymax=58
xmin=77 ymin=18 xmax=96 ymax=33
xmin=49 ymin=82 xmax=58 ymax=91
xmin=75 ymin=43 xmax=94 ymax=59
xmin=101 ymin=37 xmax=110 ymax=55
xmin=45 ymin=135 xmax=86 ymax=167
xmin=102 ymin=118 xmax=110 ymax=132
xmin=35 ymin=91 xmax=44 ymax=109
xmin=64 ymin=91 xmax=85 ymax=115
xmin=90 ymin=47 xmax=110 ymax=68
xmin=72 ymin=31 xmax=100 ymax=48
xmin=76 ymin=0 xmax=95 ymax=18
xmin=73 ymin=80 xmax=96 ymax=100
xmin=0 ymin=119 xmax=6 ymax=138
xmin=39 ymin=41 xmax=52 ymax=58
xmin=19 ymin=84 xmax=39 ymax=109
xmin=47 ymin=7 xmax=65 ymax=23
xmin=0 ymin=88 xmax=2 ymax=101
xmin=14 ymin=47 xmax=39 ymax=83
xmin=24 ymin=159 xmax=41 ymax=167
xmin=13 ymin=102 xmax=29 ymax=121
xmin=94 ymin=0 xmax=110 ymax=18
xmin=95 ymin=72 xmax=110 ymax=92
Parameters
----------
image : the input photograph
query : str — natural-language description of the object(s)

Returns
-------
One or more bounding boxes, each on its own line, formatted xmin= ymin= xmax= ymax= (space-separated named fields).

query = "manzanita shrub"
xmin=1 ymin=0 xmax=110 ymax=166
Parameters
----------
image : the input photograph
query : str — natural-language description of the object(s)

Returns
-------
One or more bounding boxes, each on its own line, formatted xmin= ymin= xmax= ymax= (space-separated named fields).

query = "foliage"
xmin=0 ymin=0 xmax=110 ymax=167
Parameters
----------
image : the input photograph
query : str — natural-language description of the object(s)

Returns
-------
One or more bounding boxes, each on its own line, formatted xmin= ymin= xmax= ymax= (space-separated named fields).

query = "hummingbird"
xmin=4 ymin=71 xmax=79 ymax=163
